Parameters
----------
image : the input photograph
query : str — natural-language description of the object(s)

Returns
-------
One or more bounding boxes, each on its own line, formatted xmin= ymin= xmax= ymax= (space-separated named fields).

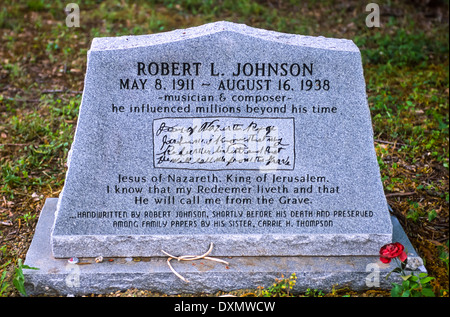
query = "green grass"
xmin=1 ymin=95 xmax=79 ymax=200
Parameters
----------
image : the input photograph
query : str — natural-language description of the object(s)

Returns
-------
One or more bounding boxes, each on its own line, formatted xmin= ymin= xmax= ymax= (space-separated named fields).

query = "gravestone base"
xmin=24 ymin=198 xmax=425 ymax=296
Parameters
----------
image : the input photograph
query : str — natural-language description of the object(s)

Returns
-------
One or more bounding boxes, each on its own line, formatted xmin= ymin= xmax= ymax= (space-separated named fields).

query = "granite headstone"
xmin=24 ymin=22 xmax=420 ymax=296
xmin=50 ymin=21 xmax=392 ymax=258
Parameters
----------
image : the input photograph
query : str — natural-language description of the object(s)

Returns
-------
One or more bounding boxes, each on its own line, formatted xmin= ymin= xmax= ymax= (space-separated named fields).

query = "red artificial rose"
xmin=379 ymin=242 xmax=407 ymax=264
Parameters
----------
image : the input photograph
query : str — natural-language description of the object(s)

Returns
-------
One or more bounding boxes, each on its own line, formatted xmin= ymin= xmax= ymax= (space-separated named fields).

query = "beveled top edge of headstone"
xmin=89 ymin=21 xmax=358 ymax=52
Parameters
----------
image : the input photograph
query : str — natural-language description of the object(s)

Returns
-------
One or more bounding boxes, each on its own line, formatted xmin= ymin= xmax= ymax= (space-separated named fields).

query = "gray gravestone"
xmin=25 ymin=22 xmax=421 ymax=296
xmin=50 ymin=21 xmax=392 ymax=258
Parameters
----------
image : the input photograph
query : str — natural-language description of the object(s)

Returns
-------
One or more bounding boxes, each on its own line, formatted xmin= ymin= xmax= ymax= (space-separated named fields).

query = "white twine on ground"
xmin=161 ymin=242 xmax=229 ymax=283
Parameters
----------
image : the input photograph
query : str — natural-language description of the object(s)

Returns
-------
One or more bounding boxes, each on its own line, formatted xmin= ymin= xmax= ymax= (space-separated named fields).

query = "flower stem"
xmin=394 ymin=257 xmax=406 ymax=276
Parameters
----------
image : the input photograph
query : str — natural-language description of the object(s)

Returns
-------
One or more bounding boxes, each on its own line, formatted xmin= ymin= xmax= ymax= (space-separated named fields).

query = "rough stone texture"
xmin=24 ymin=198 xmax=424 ymax=296
xmin=50 ymin=21 xmax=392 ymax=258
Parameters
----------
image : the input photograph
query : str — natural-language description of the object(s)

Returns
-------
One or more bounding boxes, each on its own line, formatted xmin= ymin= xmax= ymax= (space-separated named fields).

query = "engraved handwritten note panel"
xmin=153 ymin=117 xmax=295 ymax=170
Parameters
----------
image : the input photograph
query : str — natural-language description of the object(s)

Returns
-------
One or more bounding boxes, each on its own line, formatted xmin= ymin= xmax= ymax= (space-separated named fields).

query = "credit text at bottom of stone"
xmin=174 ymin=300 xmax=276 ymax=314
